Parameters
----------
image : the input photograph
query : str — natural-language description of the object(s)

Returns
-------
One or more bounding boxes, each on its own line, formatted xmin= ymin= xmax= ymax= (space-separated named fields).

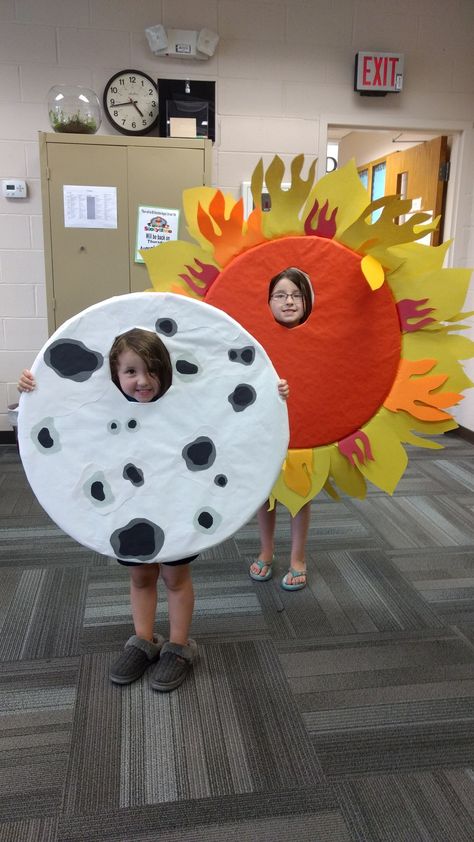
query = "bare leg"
xmin=249 ymin=501 xmax=277 ymax=578
xmin=286 ymin=502 xmax=311 ymax=585
xmin=160 ymin=563 xmax=194 ymax=646
xmin=129 ymin=563 xmax=160 ymax=641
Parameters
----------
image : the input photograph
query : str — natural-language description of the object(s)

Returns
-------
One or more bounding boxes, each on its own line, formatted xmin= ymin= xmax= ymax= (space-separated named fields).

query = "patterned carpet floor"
xmin=0 ymin=435 xmax=473 ymax=841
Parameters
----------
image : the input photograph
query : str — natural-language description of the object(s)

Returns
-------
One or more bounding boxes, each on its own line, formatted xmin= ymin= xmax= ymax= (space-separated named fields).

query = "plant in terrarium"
xmin=47 ymin=85 xmax=101 ymax=134
xmin=49 ymin=109 xmax=98 ymax=134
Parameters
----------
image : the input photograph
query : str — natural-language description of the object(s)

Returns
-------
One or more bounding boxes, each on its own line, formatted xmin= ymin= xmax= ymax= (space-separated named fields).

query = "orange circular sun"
xmin=142 ymin=155 xmax=473 ymax=514
xmin=206 ymin=235 xmax=401 ymax=448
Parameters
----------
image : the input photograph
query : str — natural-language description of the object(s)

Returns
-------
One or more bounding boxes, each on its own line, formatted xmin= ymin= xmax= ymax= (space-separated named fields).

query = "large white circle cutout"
xmin=18 ymin=293 xmax=289 ymax=563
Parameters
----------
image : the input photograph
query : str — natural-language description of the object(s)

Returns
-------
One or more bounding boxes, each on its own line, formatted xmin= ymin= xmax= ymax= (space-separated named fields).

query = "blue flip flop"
xmin=249 ymin=558 xmax=273 ymax=581
xmin=281 ymin=567 xmax=307 ymax=591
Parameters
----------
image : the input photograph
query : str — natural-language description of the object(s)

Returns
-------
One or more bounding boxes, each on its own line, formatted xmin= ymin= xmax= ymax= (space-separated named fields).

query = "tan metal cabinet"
xmin=39 ymin=132 xmax=212 ymax=331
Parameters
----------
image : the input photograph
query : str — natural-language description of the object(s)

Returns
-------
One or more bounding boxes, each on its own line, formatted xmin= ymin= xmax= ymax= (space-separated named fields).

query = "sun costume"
xmin=142 ymin=155 xmax=474 ymax=516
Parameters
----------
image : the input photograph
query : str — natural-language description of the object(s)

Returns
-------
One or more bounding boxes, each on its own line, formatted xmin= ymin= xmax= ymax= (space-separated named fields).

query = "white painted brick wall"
xmin=0 ymin=0 xmax=473 ymax=434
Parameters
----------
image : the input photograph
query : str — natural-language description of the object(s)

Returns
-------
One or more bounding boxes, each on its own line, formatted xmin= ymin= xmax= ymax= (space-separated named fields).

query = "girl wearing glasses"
xmin=250 ymin=267 xmax=313 ymax=591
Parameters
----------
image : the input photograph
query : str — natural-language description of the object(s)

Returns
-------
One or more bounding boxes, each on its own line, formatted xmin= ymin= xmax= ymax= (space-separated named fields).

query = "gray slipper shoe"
xmin=110 ymin=634 xmax=164 ymax=685
xmin=149 ymin=639 xmax=197 ymax=692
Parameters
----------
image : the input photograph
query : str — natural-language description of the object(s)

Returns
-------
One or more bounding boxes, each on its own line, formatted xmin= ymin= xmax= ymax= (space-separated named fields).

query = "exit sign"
xmin=354 ymin=51 xmax=404 ymax=95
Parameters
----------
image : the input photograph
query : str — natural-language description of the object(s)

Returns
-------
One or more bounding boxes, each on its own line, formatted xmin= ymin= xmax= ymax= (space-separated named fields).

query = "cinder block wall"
xmin=0 ymin=0 xmax=473 ymax=431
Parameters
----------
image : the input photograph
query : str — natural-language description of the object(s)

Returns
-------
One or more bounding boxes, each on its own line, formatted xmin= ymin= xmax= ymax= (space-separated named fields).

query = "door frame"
xmin=317 ymin=115 xmax=473 ymax=268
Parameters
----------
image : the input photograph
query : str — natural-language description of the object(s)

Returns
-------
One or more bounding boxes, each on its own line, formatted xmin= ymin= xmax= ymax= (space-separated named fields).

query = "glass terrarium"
xmin=48 ymin=85 xmax=101 ymax=134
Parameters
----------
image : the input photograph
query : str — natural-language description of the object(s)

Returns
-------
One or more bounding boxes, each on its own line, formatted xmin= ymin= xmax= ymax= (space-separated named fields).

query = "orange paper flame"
xmin=384 ymin=358 xmax=462 ymax=421
xmin=197 ymin=192 xmax=265 ymax=266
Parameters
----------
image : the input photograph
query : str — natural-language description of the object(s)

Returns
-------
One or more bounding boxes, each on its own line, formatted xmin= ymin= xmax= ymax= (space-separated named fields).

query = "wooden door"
xmin=384 ymin=136 xmax=449 ymax=246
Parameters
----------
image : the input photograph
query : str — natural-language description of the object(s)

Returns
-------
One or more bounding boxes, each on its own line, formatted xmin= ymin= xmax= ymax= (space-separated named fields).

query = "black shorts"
xmin=116 ymin=554 xmax=198 ymax=568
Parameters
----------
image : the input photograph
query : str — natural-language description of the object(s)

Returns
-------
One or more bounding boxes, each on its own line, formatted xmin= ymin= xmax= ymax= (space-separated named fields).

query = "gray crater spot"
xmin=31 ymin=417 xmax=61 ymax=454
xmin=214 ymin=474 xmax=228 ymax=487
xmin=108 ymin=420 xmax=121 ymax=434
xmin=228 ymin=346 xmax=255 ymax=366
xmin=44 ymin=339 xmax=103 ymax=382
xmin=155 ymin=318 xmax=177 ymax=337
xmin=38 ymin=427 xmax=54 ymax=448
xmin=126 ymin=418 xmax=140 ymax=432
xmin=182 ymin=436 xmax=216 ymax=471
xmin=123 ymin=463 xmax=144 ymax=486
xmin=193 ymin=507 xmax=222 ymax=534
xmin=110 ymin=519 xmax=164 ymax=561
xmin=91 ymin=481 xmax=105 ymax=501
xmin=228 ymin=384 xmax=257 ymax=412
xmin=83 ymin=472 xmax=115 ymax=507
xmin=175 ymin=355 xmax=200 ymax=377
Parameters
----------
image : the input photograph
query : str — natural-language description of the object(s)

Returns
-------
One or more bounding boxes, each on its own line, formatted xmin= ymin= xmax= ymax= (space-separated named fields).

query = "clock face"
xmin=103 ymin=69 xmax=159 ymax=135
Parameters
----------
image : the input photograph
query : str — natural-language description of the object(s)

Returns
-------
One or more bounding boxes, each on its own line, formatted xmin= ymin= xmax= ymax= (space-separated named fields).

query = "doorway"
xmin=320 ymin=118 xmax=471 ymax=267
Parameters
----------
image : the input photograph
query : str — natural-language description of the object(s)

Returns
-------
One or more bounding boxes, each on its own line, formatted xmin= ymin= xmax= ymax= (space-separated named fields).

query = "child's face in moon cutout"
xmin=269 ymin=277 xmax=305 ymax=327
xmin=116 ymin=349 xmax=160 ymax=402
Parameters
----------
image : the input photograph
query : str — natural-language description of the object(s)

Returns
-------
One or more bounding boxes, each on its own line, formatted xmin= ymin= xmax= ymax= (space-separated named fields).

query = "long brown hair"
xmin=109 ymin=328 xmax=172 ymax=398
xmin=268 ymin=267 xmax=313 ymax=324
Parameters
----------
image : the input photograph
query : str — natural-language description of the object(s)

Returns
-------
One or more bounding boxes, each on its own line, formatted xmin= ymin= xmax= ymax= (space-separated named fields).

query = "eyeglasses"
xmin=270 ymin=292 xmax=304 ymax=302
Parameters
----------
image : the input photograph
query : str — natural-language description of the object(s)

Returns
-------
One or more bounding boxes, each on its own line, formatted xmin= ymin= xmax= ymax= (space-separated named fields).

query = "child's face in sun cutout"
xmin=269 ymin=277 xmax=305 ymax=328
xmin=116 ymin=349 xmax=160 ymax=402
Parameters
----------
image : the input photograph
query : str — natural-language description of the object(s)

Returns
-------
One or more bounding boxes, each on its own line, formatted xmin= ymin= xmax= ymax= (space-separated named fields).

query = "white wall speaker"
xmin=145 ymin=24 xmax=168 ymax=54
xmin=197 ymin=28 xmax=219 ymax=57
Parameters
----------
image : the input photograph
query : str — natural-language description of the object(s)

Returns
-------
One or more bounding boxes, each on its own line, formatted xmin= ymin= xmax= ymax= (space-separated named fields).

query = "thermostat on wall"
xmin=2 ymin=179 xmax=27 ymax=198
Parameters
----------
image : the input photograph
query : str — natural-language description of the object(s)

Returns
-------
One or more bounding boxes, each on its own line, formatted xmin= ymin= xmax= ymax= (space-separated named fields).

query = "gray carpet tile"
xmin=0 ymin=658 xmax=79 ymax=823
xmin=56 ymin=786 xmax=350 ymax=842
xmin=0 ymin=816 xmax=59 ymax=842
xmin=348 ymin=492 xmax=474 ymax=550
xmin=0 ymin=566 xmax=89 ymax=660
xmin=63 ymin=641 xmax=322 ymax=815
xmin=391 ymin=547 xmax=474 ymax=631
xmin=1 ymin=436 xmax=474 ymax=840
xmin=62 ymin=653 xmax=122 ymax=816
xmin=335 ymin=770 xmax=474 ymax=842
xmin=279 ymin=630 xmax=474 ymax=777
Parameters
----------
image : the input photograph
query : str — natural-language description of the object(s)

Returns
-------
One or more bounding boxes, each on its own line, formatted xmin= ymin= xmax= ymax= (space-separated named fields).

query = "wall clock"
xmin=103 ymin=69 xmax=159 ymax=135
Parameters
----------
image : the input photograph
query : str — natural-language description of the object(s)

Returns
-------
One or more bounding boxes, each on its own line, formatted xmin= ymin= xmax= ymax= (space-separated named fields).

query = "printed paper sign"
xmin=135 ymin=206 xmax=180 ymax=262
xmin=63 ymin=185 xmax=117 ymax=229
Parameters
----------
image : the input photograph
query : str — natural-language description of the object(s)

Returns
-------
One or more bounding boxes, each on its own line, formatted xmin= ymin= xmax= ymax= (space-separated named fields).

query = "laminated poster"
xmin=135 ymin=206 xmax=180 ymax=262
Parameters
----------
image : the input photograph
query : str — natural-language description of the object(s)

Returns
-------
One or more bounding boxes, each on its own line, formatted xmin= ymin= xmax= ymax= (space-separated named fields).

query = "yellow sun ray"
xmin=339 ymin=195 xmax=439 ymax=257
xmin=303 ymin=159 xmax=371 ymax=239
xmin=402 ymin=332 xmax=474 ymax=394
xmin=251 ymin=155 xmax=317 ymax=239
xmin=142 ymin=240 xmax=220 ymax=298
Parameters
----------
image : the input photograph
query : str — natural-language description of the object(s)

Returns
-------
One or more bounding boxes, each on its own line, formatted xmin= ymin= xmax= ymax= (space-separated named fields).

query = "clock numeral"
xmin=119 ymin=78 xmax=125 ymax=85
xmin=148 ymin=88 xmax=153 ymax=95
xmin=148 ymin=111 xmax=154 ymax=118
xmin=142 ymin=119 xmax=147 ymax=126
xmin=122 ymin=119 xmax=126 ymax=125
xmin=129 ymin=75 xmax=136 ymax=83
xmin=110 ymin=98 xmax=115 ymax=105
xmin=151 ymin=101 xmax=156 ymax=107
xmin=110 ymin=86 xmax=118 ymax=94
xmin=113 ymin=110 xmax=119 ymax=117
xmin=131 ymin=122 xmax=136 ymax=129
